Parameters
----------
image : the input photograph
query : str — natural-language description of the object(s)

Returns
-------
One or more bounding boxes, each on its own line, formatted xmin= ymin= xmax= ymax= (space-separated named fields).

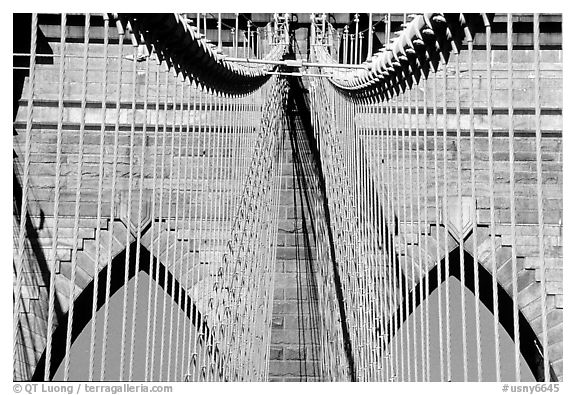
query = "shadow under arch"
xmin=381 ymin=248 xmax=558 ymax=382
xmin=31 ymin=239 xmax=224 ymax=381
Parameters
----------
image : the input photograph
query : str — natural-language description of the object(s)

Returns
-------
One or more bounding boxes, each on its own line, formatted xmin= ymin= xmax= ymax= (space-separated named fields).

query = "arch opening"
xmin=31 ymin=241 xmax=218 ymax=381
xmin=381 ymin=248 xmax=557 ymax=381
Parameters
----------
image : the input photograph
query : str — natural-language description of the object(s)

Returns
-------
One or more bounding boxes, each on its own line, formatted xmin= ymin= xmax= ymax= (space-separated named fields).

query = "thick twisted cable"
xmin=117 ymin=13 xmax=286 ymax=95
xmin=314 ymin=14 xmax=488 ymax=103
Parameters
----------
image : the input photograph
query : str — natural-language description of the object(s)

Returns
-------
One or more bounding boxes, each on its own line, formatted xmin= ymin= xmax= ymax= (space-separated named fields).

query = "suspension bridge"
xmin=13 ymin=12 xmax=563 ymax=382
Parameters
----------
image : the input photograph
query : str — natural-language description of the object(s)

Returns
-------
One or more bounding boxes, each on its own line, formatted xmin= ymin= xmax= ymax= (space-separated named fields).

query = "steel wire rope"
xmin=63 ymin=13 xmax=90 ymax=380
xmin=44 ymin=13 xmax=67 ymax=381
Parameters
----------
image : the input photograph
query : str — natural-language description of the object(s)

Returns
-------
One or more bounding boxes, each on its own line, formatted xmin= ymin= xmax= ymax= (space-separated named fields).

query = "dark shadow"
xmin=13 ymin=13 xmax=54 ymax=121
xmin=13 ymin=170 xmax=65 ymax=376
xmin=285 ymin=71 xmax=356 ymax=381
xmin=287 ymin=91 xmax=323 ymax=380
xmin=382 ymin=248 xmax=558 ymax=382
xmin=30 ymin=240 xmax=224 ymax=381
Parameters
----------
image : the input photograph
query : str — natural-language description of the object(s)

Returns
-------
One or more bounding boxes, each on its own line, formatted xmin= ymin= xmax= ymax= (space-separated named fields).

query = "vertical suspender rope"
xmin=207 ymin=93 xmax=224 ymax=382
xmin=196 ymin=88 xmax=211 ymax=381
xmin=371 ymin=99 xmax=380 ymax=380
xmin=414 ymin=78 xmax=426 ymax=382
xmin=14 ymin=12 xmax=37 ymax=357
xmin=89 ymin=13 xmax=109 ymax=381
xmin=144 ymin=58 xmax=162 ymax=381
xmin=392 ymin=90 xmax=400 ymax=382
xmin=165 ymin=77 xmax=185 ymax=381
xmin=230 ymin=93 xmax=245 ymax=381
xmin=176 ymin=79 xmax=191 ymax=380
xmin=45 ymin=13 xmax=67 ymax=381
xmin=182 ymin=82 xmax=196 ymax=380
xmin=356 ymin=101 xmax=365 ymax=378
xmin=381 ymin=96 xmax=392 ymax=381
xmin=366 ymin=101 xmax=373 ymax=379
xmin=128 ymin=34 xmax=151 ymax=382
xmin=467 ymin=25 xmax=483 ymax=382
xmin=367 ymin=101 xmax=374 ymax=379
xmin=507 ymin=13 xmax=522 ymax=382
xmin=216 ymin=92 xmax=229 ymax=381
xmin=385 ymin=16 xmax=396 ymax=381
xmin=382 ymin=91 xmax=395 ymax=381
xmin=401 ymin=86 xmax=410 ymax=382
xmin=159 ymin=73 xmax=178 ymax=381
xmin=220 ymin=94 xmax=237 ymax=382
xmin=118 ymin=35 xmax=139 ymax=382
xmin=441 ymin=55 xmax=452 ymax=382
xmin=178 ymin=82 xmax=193 ymax=381
xmin=63 ymin=13 xmax=90 ymax=380
xmin=407 ymin=71 xmax=418 ymax=382
xmin=454 ymin=47 xmax=469 ymax=382
xmin=367 ymin=100 xmax=375 ymax=380
xmin=432 ymin=68 xmax=445 ymax=382
xmin=403 ymin=80 xmax=412 ymax=382
xmin=150 ymin=68 xmax=170 ymax=381
xmin=202 ymin=88 xmax=217 ymax=382
xmin=184 ymin=85 xmax=198 ymax=380
xmin=189 ymin=88 xmax=207 ymax=381
xmin=392 ymin=90 xmax=400 ymax=381
xmin=100 ymin=17 xmax=123 ymax=381
xmin=534 ymin=13 xmax=550 ymax=382
xmin=422 ymin=75 xmax=431 ymax=382
xmin=484 ymin=13 xmax=502 ymax=382
xmin=383 ymin=92 xmax=390 ymax=381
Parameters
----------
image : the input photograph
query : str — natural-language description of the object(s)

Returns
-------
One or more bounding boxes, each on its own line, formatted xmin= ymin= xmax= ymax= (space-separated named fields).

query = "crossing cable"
xmin=13 ymin=13 xmax=37 ymax=360
xmin=44 ymin=13 xmax=67 ymax=381
xmin=88 ymin=13 xmax=109 ymax=381
xmin=63 ymin=13 xmax=90 ymax=380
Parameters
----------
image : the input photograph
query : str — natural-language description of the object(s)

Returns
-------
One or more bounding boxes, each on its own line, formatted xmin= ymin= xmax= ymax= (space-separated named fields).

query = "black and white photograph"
xmin=11 ymin=8 xmax=569 ymax=389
